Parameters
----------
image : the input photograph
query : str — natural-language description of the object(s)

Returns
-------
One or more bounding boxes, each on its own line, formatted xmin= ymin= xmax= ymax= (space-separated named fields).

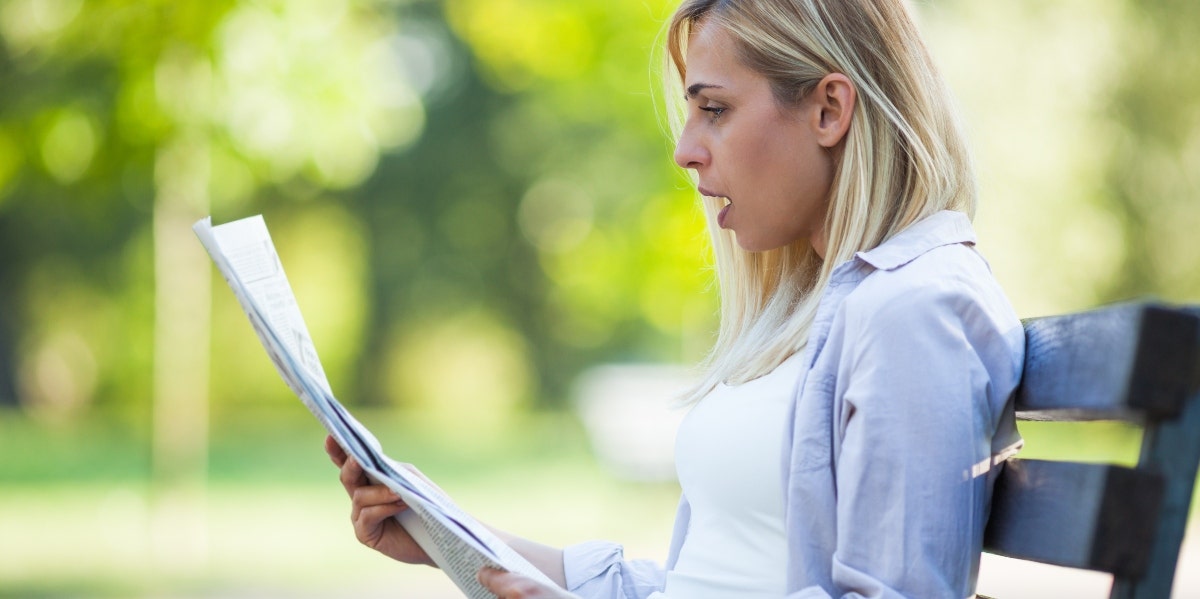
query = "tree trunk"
xmin=150 ymin=137 xmax=212 ymax=572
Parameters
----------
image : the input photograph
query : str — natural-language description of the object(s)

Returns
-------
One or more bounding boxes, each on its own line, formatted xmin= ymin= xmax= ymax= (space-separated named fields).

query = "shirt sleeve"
xmin=562 ymin=540 xmax=668 ymax=599
xmin=812 ymin=282 xmax=1016 ymax=598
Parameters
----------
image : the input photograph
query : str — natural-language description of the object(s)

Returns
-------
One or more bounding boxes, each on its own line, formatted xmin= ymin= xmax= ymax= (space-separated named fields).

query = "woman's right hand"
xmin=477 ymin=568 xmax=580 ymax=599
xmin=325 ymin=435 xmax=436 ymax=567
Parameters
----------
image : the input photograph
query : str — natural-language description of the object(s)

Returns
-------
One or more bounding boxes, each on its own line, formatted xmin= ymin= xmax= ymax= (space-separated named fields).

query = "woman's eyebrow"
xmin=685 ymin=83 xmax=724 ymax=99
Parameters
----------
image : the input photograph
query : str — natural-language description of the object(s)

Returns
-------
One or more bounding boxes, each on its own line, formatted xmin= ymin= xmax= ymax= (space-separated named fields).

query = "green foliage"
xmin=0 ymin=0 xmax=422 ymax=417
xmin=1100 ymin=0 xmax=1200 ymax=302
xmin=344 ymin=0 xmax=714 ymax=416
xmin=0 ymin=0 xmax=1197 ymax=423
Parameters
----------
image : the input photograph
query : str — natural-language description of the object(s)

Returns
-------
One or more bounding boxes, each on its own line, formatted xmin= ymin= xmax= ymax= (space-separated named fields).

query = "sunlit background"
xmin=1 ymin=0 xmax=1197 ymax=597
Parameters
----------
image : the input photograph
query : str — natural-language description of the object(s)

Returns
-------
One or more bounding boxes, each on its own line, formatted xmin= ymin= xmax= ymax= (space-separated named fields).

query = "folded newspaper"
xmin=194 ymin=215 xmax=557 ymax=598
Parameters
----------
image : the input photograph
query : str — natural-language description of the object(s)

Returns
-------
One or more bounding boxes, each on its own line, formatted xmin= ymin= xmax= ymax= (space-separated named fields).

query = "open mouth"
xmin=717 ymin=198 xmax=732 ymax=229
xmin=697 ymin=187 xmax=732 ymax=228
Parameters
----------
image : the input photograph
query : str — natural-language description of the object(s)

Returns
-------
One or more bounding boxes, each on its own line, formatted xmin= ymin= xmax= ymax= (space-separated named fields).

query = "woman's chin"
xmin=733 ymin=234 xmax=811 ymax=254
xmin=734 ymin=236 xmax=770 ymax=253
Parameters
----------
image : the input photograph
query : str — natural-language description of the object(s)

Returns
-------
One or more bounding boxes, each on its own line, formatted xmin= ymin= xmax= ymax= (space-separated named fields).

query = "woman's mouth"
xmin=717 ymin=198 xmax=732 ymax=229
xmin=697 ymin=187 xmax=732 ymax=229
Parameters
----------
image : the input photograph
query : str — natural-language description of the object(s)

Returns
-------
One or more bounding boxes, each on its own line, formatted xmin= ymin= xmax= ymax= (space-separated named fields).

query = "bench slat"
xmin=984 ymin=458 xmax=1165 ymax=577
xmin=1016 ymin=304 xmax=1200 ymax=421
xmin=984 ymin=458 xmax=1161 ymax=576
xmin=982 ymin=302 xmax=1200 ymax=598
xmin=1111 ymin=382 xmax=1200 ymax=597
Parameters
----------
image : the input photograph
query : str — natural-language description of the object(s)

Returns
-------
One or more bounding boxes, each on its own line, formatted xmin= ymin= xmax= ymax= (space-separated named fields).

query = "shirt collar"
xmin=853 ymin=210 xmax=977 ymax=271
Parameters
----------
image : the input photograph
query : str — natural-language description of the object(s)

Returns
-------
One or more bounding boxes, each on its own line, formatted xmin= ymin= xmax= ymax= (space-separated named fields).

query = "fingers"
xmin=325 ymin=435 xmax=348 ymax=467
xmin=478 ymin=568 xmax=529 ymax=597
xmin=338 ymin=456 xmax=371 ymax=498
xmin=347 ymin=482 xmax=407 ymax=546
xmin=352 ymin=502 xmax=409 ymax=546
xmin=477 ymin=568 xmax=574 ymax=599
xmin=335 ymin=448 xmax=407 ymax=522
xmin=327 ymin=437 xmax=433 ymax=566
xmin=351 ymin=485 xmax=403 ymax=512
xmin=352 ymin=498 xmax=408 ymax=524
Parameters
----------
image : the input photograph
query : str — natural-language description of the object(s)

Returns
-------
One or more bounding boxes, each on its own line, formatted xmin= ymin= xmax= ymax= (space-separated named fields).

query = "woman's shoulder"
xmin=833 ymin=241 xmax=1024 ymax=381
xmin=856 ymin=235 xmax=995 ymax=293
xmin=837 ymin=211 xmax=999 ymax=306
xmin=843 ymin=241 xmax=1019 ymax=336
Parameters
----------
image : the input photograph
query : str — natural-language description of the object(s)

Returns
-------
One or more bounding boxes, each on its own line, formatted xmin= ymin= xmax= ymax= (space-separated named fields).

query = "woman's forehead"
xmin=683 ymin=21 xmax=781 ymax=104
xmin=683 ymin=22 xmax=743 ymax=88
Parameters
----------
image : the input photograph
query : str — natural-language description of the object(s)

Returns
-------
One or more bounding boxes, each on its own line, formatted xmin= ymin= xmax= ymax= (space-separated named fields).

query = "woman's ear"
xmin=812 ymin=73 xmax=855 ymax=148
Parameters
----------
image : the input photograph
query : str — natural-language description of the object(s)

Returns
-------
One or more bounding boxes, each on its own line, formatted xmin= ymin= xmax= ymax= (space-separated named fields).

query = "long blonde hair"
xmin=665 ymin=0 xmax=976 ymax=400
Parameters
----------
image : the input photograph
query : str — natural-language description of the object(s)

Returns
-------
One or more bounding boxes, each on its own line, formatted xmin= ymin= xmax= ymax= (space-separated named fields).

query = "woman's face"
xmin=674 ymin=22 xmax=835 ymax=256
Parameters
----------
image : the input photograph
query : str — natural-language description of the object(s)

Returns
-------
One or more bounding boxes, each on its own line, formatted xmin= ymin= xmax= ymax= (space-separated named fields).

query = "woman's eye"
xmin=699 ymin=105 xmax=726 ymax=120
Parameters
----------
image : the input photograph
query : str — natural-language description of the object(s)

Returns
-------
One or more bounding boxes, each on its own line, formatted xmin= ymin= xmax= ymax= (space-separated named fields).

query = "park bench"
xmin=982 ymin=301 xmax=1200 ymax=598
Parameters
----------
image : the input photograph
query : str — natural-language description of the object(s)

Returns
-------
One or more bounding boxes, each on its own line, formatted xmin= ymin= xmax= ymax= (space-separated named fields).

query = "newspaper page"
xmin=193 ymin=215 xmax=558 ymax=598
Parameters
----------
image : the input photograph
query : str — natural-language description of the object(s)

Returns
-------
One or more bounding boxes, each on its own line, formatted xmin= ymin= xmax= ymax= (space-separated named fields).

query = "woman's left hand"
xmin=477 ymin=567 xmax=580 ymax=599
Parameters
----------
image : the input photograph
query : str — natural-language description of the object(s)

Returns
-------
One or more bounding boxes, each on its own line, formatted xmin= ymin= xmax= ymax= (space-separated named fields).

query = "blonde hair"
xmin=665 ymin=0 xmax=977 ymax=400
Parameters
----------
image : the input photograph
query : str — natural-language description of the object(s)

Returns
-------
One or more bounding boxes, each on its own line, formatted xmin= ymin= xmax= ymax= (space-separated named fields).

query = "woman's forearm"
xmin=490 ymin=528 xmax=568 ymax=588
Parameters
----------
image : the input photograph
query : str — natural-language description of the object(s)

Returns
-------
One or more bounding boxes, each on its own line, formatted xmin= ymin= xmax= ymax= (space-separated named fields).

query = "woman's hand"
xmin=477 ymin=568 xmax=581 ymax=599
xmin=325 ymin=435 xmax=435 ymax=567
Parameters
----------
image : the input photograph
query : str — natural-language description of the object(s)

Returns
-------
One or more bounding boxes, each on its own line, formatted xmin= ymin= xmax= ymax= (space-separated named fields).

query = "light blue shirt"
xmin=562 ymin=210 xmax=1025 ymax=599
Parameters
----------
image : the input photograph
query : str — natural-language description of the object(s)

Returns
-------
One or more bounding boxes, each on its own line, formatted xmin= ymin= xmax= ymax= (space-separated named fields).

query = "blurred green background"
xmin=0 ymin=0 xmax=1197 ymax=597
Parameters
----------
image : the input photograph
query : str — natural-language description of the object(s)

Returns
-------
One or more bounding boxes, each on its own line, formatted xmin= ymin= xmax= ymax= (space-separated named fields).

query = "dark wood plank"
xmin=1109 ymin=385 xmax=1200 ymax=598
xmin=1017 ymin=303 xmax=1200 ymax=421
xmin=984 ymin=458 xmax=1164 ymax=577
xmin=983 ymin=302 xmax=1200 ymax=598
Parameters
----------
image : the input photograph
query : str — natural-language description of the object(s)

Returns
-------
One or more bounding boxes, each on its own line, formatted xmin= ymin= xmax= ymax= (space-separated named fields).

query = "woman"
xmin=328 ymin=0 xmax=1025 ymax=597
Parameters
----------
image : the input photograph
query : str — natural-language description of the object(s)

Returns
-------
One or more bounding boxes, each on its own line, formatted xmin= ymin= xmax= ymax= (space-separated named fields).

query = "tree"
xmin=0 ymin=0 xmax=424 ymax=569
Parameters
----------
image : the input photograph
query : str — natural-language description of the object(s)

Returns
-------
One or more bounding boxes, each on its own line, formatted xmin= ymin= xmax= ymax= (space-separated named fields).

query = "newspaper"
xmin=194 ymin=215 xmax=558 ymax=598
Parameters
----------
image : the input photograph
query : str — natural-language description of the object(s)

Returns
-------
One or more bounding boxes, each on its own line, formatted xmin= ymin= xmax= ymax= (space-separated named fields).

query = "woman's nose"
xmin=673 ymin=124 xmax=708 ymax=170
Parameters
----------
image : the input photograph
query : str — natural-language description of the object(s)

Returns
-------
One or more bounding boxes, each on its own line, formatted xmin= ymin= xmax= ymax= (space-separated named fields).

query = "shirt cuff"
xmin=563 ymin=540 xmax=626 ymax=592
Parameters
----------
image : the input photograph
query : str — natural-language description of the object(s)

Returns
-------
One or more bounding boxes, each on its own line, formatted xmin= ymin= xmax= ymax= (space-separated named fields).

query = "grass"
xmin=1016 ymin=420 xmax=1143 ymax=465
xmin=0 ymin=408 xmax=680 ymax=598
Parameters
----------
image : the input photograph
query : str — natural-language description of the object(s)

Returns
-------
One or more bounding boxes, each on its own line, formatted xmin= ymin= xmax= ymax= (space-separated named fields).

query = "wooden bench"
xmin=982 ymin=301 xmax=1200 ymax=598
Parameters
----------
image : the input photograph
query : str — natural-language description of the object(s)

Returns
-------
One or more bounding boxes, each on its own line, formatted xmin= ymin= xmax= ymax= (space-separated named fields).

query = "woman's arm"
xmin=327 ymin=434 xmax=670 ymax=597
xmin=489 ymin=528 xmax=568 ymax=587
xmin=326 ymin=435 xmax=570 ymax=585
xmin=821 ymin=283 xmax=1021 ymax=598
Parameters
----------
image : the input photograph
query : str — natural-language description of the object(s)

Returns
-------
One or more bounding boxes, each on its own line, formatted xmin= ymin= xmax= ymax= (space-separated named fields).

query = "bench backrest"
xmin=983 ymin=302 xmax=1200 ymax=598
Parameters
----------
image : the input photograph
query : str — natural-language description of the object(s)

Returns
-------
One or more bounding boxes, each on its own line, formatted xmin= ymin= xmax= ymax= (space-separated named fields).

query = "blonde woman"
xmin=328 ymin=0 xmax=1024 ymax=597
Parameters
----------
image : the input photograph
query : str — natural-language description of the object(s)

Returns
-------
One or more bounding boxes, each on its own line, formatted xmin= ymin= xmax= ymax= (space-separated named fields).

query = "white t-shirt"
xmin=657 ymin=352 xmax=807 ymax=599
